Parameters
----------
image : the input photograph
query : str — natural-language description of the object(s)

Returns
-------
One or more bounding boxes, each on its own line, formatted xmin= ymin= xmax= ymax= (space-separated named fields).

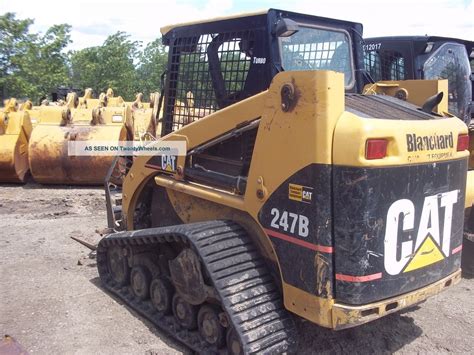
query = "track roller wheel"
xmin=150 ymin=278 xmax=174 ymax=313
xmin=130 ymin=266 xmax=151 ymax=300
xmin=197 ymin=305 xmax=225 ymax=347
xmin=106 ymin=246 xmax=130 ymax=286
xmin=172 ymin=294 xmax=198 ymax=330
xmin=226 ymin=327 xmax=243 ymax=355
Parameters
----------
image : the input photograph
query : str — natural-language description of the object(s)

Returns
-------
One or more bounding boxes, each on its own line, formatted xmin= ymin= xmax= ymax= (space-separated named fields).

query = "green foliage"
xmin=18 ymin=24 xmax=72 ymax=102
xmin=0 ymin=13 xmax=71 ymax=103
xmin=69 ymin=46 xmax=102 ymax=96
xmin=136 ymin=38 xmax=168 ymax=98
xmin=0 ymin=13 xmax=168 ymax=104
xmin=70 ymin=32 xmax=143 ymax=100
xmin=0 ymin=12 xmax=33 ymax=101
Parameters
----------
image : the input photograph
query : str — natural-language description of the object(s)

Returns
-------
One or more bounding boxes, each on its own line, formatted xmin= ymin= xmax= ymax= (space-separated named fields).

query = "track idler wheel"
xmin=150 ymin=278 xmax=174 ymax=313
xmin=130 ymin=266 xmax=152 ymax=300
xmin=107 ymin=246 xmax=130 ymax=286
xmin=172 ymin=294 xmax=198 ymax=330
xmin=226 ymin=327 xmax=243 ymax=355
xmin=197 ymin=305 xmax=225 ymax=347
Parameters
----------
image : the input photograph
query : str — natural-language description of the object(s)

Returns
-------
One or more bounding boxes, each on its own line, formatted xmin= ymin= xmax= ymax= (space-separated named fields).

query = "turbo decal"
xmin=384 ymin=189 xmax=459 ymax=276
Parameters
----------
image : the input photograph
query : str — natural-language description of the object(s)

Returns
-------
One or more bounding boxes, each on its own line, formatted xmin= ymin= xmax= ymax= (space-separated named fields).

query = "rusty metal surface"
xmin=70 ymin=235 xmax=97 ymax=250
xmin=28 ymin=124 xmax=126 ymax=185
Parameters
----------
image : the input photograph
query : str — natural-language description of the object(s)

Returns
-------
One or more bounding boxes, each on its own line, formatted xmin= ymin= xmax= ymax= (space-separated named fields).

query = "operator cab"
xmin=363 ymin=36 xmax=473 ymax=123
xmin=160 ymin=9 xmax=367 ymax=135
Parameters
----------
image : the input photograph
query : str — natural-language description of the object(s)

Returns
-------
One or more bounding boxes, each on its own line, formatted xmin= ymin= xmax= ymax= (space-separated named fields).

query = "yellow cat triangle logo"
xmin=404 ymin=234 xmax=445 ymax=273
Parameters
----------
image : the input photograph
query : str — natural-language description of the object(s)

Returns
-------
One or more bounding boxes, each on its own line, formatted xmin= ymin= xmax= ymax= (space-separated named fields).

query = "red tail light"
xmin=457 ymin=134 xmax=469 ymax=151
xmin=366 ymin=139 xmax=388 ymax=160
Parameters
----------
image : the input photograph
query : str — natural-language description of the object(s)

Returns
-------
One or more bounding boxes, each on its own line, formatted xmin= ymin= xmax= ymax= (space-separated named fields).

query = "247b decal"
xmin=384 ymin=190 xmax=458 ymax=275
xmin=270 ymin=208 xmax=309 ymax=238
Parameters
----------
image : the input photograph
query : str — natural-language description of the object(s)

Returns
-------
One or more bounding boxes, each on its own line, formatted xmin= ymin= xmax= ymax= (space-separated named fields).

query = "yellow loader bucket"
xmin=132 ymin=108 xmax=158 ymax=140
xmin=0 ymin=108 xmax=33 ymax=183
xmin=131 ymin=92 xmax=163 ymax=140
xmin=28 ymin=105 xmax=132 ymax=185
xmin=25 ymin=106 xmax=46 ymax=128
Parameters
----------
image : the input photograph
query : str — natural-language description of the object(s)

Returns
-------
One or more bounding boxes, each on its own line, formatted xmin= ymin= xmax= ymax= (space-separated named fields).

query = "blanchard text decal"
xmin=406 ymin=132 xmax=453 ymax=152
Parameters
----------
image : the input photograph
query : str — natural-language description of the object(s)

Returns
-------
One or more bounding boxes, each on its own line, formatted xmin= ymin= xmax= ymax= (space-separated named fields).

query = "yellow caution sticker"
xmin=288 ymin=183 xmax=313 ymax=203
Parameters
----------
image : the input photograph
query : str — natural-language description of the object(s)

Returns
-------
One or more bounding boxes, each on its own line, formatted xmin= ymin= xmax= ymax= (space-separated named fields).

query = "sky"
xmin=0 ymin=0 xmax=472 ymax=50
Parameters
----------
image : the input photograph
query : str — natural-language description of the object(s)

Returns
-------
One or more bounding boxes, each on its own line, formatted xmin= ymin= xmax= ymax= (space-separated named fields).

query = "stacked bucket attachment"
xmin=28 ymin=92 xmax=133 ymax=185
xmin=0 ymin=99 xmax=33 ymax=183
xmin=0 ymin=88 xmax=159 ymax=185
xmin=130 ymin=92 xmax=161 ymax=141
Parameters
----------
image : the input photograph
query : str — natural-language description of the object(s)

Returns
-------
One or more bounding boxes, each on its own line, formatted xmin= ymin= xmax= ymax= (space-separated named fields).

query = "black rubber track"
xmin=96 ymin=220 xmax=297 ymax=354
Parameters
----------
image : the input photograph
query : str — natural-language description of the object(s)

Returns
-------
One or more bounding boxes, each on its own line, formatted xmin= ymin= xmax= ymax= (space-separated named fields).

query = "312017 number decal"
xmin=363 ymin=43 xmax=381 ymax=51
xmin=270 ymin=208 xmax=309 ymax=238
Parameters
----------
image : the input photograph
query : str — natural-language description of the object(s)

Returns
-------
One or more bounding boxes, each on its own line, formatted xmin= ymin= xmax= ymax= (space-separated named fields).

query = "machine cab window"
xmin=279 ymin=25 xmax=354 ymax=89
xmin=423 ymin=43 xmax=472 ymax=121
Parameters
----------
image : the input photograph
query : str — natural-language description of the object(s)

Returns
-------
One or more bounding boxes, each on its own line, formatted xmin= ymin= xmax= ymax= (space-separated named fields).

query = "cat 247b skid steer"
xmin=363 ymin=36 xmax=474 ymax=276
xmin=97 ymin=10 xmax=469 ymax=353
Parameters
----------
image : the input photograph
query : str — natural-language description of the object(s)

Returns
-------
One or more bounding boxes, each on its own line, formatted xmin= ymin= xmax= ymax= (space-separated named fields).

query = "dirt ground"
xmin=0 ymin=183 xmax=472 ymax=354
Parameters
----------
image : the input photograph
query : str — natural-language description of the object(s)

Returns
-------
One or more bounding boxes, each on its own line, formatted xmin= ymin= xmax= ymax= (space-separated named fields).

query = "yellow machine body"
xmin=119 ymin=71 xmax=468 ymax=329
xmin=363 ymin=79 xmax=473 ymax=209
xmin=363 ymin=79 xmax=450 ymax=114
xmin=467 ymin=123 xmax=474 ymax=208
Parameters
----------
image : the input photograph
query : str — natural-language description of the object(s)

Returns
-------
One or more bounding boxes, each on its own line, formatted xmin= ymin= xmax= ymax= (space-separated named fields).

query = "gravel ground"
xmin=0 ymin=183 xmax=472 ymax=354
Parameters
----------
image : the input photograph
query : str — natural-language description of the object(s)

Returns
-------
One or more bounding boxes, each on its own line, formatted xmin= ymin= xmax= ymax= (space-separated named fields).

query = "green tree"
xmin=69 ymin=46 xmax=102 ymax=96
xmin=70 ymin=31 xmax=140 ymax=100
xmin=136 ymin=38 xmax=168 ymax=98
xmin=1 ymin=13 xmax=170 ymax=104
xmin=15 ymin=24 xmax=72 ymax=102
xmin=0 ymin=13 xmax=71 ymax=103
xmin=0 ymin=13 xmax=33 ymax=102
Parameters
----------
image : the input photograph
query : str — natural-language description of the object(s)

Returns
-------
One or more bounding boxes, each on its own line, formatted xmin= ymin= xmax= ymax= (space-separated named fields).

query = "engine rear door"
xmin=333 ymin=95 xmax=468 ymax=305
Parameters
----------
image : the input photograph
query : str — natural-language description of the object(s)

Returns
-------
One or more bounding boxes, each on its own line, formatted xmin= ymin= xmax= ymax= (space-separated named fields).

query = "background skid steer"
xmin=0 ymin=99 xmax=32 ymax=183
xmin=363 ymin=36 xmax=474 ymax=276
